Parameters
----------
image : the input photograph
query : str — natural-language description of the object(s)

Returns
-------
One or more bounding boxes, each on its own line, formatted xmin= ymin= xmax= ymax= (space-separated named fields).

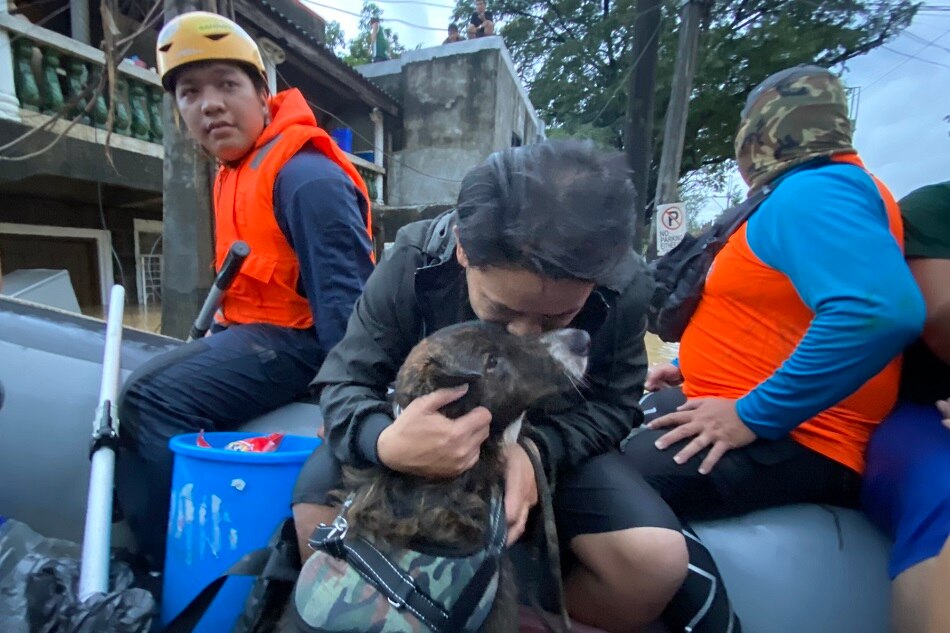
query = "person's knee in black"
xmin=638 ymin=386 xmax=687 ymax=425
xmin=621 ymin=426 xmax=729 ymax=521
xmin=618 ymin=432 xmax=743 ymax=633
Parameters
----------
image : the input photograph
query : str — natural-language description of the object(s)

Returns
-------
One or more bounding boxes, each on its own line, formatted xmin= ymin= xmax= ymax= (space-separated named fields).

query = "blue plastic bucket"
xmin=160 ymin=432 xmax=320 ymax=632
xmin=330 ymin=128 xmax=353 ymax=153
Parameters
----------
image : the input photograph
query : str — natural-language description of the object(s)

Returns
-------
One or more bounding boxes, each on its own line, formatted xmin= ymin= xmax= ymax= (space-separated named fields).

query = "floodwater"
xmin=645 ymin=333 xmax=679 ymax=366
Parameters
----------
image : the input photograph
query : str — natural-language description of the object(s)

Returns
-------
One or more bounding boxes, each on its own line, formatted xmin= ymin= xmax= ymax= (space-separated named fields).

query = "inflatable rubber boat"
xmin=0 ymin=294 xmax=893 ymax=632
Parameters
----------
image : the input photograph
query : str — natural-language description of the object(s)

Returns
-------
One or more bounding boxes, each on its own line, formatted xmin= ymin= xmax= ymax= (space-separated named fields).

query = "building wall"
xmin=358 ymin=37 xmax=544 ymax=207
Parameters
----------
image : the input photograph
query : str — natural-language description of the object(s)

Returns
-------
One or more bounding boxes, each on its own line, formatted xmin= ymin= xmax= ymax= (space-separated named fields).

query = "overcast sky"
xmin=305 ymin=0 xmax=949 ymax=200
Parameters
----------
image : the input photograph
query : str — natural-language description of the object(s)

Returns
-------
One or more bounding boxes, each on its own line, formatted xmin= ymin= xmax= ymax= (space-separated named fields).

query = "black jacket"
xmin=314 ymin=211 xmax=653 ymax=478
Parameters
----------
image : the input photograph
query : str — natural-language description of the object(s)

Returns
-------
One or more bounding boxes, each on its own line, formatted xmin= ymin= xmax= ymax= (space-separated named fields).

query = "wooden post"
xmin=160 ymin=0 xmax=215 ymax=339
xmin=650 ymin=0 xmax=712 ymax=257
xmin=624 ymin=0 xmax=662 ymax=252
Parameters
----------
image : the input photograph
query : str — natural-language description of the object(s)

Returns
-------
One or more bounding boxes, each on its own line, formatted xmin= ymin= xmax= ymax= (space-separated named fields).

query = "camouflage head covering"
xmin=735 ymin=65 xmax=854 ymax=191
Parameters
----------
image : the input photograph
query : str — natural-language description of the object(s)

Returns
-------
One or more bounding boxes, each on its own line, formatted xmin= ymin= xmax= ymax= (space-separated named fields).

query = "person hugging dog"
xmin=289 ymin=140 xmax=694 ymax=633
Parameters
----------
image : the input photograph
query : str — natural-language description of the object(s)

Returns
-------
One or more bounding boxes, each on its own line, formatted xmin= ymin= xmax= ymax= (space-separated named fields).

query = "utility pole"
xmin=649 ymin=0 xmax=712 ymax=257
xmin=160 ymin=0 xmax=216 ymax=338
xmin=624 ymin=0 xmax=662 ymax=252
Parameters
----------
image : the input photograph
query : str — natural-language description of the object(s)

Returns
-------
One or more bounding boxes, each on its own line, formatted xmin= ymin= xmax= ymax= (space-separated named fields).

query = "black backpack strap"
xmin=716 ymin=183 xmax=773 ymax=235
xmin=162 ymin=519 xmax=299 ymax=633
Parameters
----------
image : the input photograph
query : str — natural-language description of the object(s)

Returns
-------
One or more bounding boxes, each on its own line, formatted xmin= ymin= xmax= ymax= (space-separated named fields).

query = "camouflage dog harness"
xmin=292 ymin=495 xmax=506 ymax=633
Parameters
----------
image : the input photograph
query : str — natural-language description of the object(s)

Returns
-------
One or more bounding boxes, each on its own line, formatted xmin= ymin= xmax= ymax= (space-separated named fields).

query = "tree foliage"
xmin=452 ymin=0 xmax=917 ymax=177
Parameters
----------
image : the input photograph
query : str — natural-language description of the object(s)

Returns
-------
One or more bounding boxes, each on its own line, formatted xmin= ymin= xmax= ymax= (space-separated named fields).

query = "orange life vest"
xmin=213 ymin=89 xmax=374 ymax=329
xmin=679 ymin=153 xmax=904 ymax=473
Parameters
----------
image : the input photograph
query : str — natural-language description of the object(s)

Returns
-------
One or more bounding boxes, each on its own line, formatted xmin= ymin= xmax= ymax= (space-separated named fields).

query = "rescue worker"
xmin=863 ymin=180 xmax=950 ymax=633
xmin=632 ymin=65 xmax=926 ymax=631
xmin=115 ymin=12 xmax=374 ymax=571
xmin=290 ymin=141 xmax=692 ymax=633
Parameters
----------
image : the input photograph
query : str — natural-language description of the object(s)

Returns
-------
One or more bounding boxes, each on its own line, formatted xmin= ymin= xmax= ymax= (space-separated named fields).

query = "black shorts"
xmin=292 ymin=443 xmax=682 ymax=543
xmin=621 ymin=388 xmax=862 ymax=522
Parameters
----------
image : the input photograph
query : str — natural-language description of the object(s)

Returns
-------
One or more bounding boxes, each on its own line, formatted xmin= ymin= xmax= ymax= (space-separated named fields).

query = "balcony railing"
xmin=348 ymin=152 xmax=385 ymax=205
xmin=0 ymin=10 xmax=385 ymax=204
xmin=0 ymin=11 xmax=162 ymax=145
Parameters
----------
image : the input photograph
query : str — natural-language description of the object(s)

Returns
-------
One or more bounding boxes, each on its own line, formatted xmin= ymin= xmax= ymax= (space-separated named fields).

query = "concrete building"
xmin=357 ymin=36 xmax=544 ymax=208
xmin=0 ymin=0 xmax=397 ymax=325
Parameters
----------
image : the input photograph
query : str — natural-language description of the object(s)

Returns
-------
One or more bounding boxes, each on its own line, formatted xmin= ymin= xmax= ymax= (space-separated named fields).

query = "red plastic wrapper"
xmin=196 ymin=430 xmax=211 ymax=448
xmin=223 ymin=432 xmax=284 ymax=453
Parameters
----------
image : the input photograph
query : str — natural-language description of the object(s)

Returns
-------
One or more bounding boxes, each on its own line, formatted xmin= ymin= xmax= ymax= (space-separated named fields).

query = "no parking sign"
xmin=656 ymin=202 xmax=687 ymax=255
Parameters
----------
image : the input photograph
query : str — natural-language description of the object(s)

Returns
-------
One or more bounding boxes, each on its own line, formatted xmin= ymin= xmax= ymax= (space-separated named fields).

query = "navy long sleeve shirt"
xmin=272 ymin=147 xmax=374 ymax=354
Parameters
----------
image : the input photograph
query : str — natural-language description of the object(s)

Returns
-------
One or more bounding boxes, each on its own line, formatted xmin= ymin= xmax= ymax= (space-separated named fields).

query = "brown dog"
xmin=297 ymin=321 xmax=589 ymax=633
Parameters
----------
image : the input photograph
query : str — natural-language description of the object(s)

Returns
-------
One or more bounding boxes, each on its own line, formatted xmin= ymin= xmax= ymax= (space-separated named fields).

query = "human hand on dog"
xmin=503 ymin=442 xmax=538 ymax=545
xmin=377 ymin=385 xmax=492 ymax=478
xmin=648 ymin=397 xmax=756 ymax=474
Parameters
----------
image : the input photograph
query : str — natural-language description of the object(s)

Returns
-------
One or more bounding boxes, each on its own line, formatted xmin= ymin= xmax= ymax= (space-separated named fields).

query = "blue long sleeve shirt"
xmin=734 ymin=162 xmax=925 ymax=438
xmin=272 ymin=147 xmax=374 ymax=354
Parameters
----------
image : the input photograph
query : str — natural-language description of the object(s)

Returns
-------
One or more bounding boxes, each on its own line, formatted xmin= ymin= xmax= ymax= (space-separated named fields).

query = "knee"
xmin=577 ymin=527 xmax=689 ymax=597
xmin=117 ymin=376 xmax=152 ymax=439
xmin=621 ymin=429 xmax=670 ymax=474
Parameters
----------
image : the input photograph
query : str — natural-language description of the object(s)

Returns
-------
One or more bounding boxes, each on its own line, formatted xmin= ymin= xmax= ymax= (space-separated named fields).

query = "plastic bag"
xmin=0 ymin=518 xmax=156 ymax=633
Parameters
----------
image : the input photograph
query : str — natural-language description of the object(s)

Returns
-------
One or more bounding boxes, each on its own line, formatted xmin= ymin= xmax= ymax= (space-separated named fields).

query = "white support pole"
xmin=79 ymin=285 xmax=125 ymax=601
xmin=0 ymin=1 xmax=21 ymax=121
xmin=258 ymin=37 xmax=285 ymax=96
xmin=370 ymin=107 xmax=384 ymax=203
xmin=69 ymin=0 xmax=90 ymax=44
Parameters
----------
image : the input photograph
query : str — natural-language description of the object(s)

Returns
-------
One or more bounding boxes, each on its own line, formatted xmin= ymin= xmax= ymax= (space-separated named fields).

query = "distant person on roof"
xmin=369 ymin=16 xmax=390 ymax=62
xmin=468 ymin=0 xmax=494 ymax=38
xmin=444 ymin=23 xmax=463 ymax=44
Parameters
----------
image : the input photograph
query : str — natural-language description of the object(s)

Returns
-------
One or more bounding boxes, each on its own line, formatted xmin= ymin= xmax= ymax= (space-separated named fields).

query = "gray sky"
xmin=843 ymin=8 xmax=950 ymax=199
xmin=306 ymin=0 xmax=949 ymax=201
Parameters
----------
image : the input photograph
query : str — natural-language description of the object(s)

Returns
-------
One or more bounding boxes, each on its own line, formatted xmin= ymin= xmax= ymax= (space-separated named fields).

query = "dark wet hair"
xmin=448 ymin=23 xmax=458 ymax=32
xmin=456 ymin=140 xmax=636 ymax=285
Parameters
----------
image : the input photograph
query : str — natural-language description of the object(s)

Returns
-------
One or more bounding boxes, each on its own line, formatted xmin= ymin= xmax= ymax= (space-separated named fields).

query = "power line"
xmin=903 ymin=29 xmax=950 ymax=54
xmin=862 ymin=26 xmax=950 ymax=90
xmin=880 ymin=44 xmax=950 ymax=69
